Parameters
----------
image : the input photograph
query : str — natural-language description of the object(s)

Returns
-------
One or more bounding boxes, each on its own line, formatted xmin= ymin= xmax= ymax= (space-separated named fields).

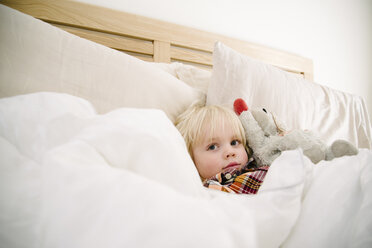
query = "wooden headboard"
xmin=2 ymin=0 xmax=313 ymax=80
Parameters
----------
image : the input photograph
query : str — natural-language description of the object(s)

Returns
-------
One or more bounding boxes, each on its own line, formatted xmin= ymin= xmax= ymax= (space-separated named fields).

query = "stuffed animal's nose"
xmin=234 ymin=98 xmax=248 ymax=115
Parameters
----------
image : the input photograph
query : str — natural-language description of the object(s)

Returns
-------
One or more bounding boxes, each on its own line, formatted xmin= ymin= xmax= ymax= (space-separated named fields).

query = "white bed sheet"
xmin=1 ymin=92 xmax=371 ymax=248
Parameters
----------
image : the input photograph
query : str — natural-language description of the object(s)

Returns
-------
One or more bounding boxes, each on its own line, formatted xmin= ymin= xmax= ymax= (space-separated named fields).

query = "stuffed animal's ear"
xmin=234 ymin=98 xmax=248 ymax=115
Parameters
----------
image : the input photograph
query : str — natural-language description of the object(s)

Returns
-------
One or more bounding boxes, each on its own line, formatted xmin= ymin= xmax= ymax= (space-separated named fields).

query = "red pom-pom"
xmin=233 ymin=98 xmax=248 ymax=115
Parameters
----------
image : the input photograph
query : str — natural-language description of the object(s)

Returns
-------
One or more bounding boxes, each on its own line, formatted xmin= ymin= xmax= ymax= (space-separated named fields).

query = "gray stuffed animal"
xmin=233 ymin=98 xmax=358 ymax=166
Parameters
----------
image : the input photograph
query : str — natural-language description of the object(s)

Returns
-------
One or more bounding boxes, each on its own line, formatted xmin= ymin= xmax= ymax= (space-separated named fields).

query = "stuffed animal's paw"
xmin=330 ymin=140 xmax=358 ymax=158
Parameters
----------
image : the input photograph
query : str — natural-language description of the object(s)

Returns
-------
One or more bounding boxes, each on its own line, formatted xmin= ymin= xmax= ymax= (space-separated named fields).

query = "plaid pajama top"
xmin=203 ymin=159 xmax=269 ymax=194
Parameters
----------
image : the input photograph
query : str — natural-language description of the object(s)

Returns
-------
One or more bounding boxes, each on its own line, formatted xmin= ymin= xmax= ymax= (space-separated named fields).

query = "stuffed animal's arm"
xmin=239 ymin=111 xmax=267 ymax=148
xmin=240 ymin=111 xmax=283 ymax=165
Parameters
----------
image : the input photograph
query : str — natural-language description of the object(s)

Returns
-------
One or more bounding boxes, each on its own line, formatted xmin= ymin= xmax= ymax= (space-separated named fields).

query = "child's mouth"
xmin=223 ymin=162 xmax=239 ymax=170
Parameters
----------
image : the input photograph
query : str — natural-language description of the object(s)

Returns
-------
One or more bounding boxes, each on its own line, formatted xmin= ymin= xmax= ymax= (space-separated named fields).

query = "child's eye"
xmin=207 ymin=144 xmax=217 ymax=151
xmin=231 ymin=140 xmax=240 ymax=146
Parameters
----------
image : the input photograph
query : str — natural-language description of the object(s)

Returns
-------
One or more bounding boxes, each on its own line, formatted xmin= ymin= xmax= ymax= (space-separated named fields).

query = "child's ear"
xmin=246 ymin=145 xmax=253 ymax=157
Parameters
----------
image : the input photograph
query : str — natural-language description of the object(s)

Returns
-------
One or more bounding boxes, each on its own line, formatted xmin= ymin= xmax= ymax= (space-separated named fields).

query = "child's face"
xmin=192 ymin=123 xmax=248 ymax=180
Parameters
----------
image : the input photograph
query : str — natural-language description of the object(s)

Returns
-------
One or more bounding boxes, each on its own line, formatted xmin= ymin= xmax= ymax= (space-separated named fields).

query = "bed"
xmin=1 ymin=0 xmax=372 ymax=247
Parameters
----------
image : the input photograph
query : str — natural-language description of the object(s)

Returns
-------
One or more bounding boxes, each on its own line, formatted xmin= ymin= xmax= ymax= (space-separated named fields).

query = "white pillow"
xmin=0 ymin=5 xmax=202 ymax=122
xmin=151 ymin=62 xmax=211 ymax=94
xmin=207 ymin=42 xmax=372 ymax=148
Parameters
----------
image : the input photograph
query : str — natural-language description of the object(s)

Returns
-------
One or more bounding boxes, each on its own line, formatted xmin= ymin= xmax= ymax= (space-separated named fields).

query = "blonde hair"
xmin=175 ymin=102 xmax=247 ymax=159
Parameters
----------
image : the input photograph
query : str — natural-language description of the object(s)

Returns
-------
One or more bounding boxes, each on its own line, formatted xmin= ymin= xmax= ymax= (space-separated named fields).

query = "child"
xmin=175 ymin=102 xmax=269 ymax=194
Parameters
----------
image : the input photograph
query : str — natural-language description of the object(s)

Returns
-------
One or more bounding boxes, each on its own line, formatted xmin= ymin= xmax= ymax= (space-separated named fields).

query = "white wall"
xmin=78 ymin=0 xmax=372 ymax=120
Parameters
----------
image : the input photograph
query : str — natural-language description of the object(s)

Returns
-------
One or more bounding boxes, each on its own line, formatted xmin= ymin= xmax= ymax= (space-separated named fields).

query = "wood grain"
xmin=2 ymin=0 xmax=313 ymax=80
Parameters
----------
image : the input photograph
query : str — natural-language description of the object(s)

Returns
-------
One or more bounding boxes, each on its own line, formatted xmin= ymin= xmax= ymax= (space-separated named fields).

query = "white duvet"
xmin=0 ymin=93 xmax=371 ymax=248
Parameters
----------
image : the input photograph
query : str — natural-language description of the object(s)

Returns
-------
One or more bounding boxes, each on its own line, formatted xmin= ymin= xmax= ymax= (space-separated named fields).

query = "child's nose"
xmin=225 ymin=149 xmax=236 ymax=158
